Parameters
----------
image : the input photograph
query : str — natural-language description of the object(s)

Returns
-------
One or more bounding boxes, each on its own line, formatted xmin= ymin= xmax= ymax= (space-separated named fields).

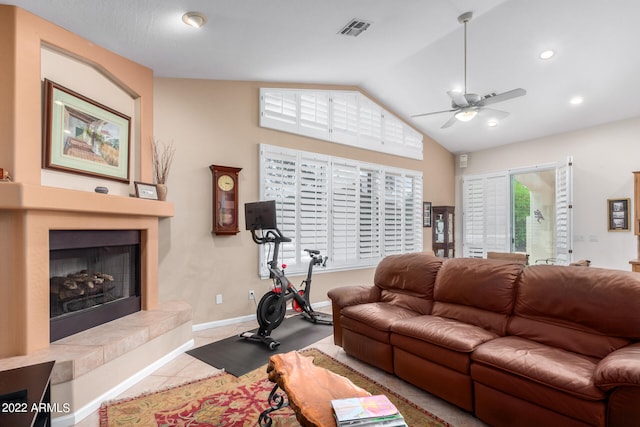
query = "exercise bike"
xmin=240 ymin=202 xmax=332 ymax=350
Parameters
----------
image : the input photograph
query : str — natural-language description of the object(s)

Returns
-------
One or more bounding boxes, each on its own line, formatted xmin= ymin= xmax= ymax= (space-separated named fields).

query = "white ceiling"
xmin=6 ymin=0 xmax=640 ymax=154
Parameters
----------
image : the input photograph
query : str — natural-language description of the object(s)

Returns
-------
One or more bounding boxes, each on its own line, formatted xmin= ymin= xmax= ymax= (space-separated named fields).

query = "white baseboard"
xmin=191 ymin=300 xmax=331 ymax=332
xmin=51 ymin=339 xmax=194 ymax=427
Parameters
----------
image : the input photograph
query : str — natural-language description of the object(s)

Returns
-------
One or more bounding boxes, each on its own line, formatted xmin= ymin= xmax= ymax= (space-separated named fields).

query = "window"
xmin=259 ymin=144 xmax=423 ymax=277
xmin=462 ymin=159 xmax=573 ymax=264
xmin=260 ymin=88 xmax=423 ymax=160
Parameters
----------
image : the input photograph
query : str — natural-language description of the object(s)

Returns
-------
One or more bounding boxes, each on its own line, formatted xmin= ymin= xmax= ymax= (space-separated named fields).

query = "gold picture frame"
xmin=43 ymin=79 xmax=131 ymax=182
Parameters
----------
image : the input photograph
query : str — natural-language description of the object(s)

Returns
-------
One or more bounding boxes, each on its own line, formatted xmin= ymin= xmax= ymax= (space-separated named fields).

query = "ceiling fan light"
xmin=182 ymin=12 xmax=207 ymax=28
xmin=455 ymin=109 xmax=478 ymax=122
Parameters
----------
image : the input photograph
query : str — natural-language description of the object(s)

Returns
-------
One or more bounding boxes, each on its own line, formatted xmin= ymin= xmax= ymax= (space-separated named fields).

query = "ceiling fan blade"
xmin=478 ymin=107 xmax=510 ymax=119
xmin=441 ymin=115 xmax=458 ymax=129
xmin=480 ymin=88 xmax=526 ymax=106
xmin=447 ymin=90 xmax=469 ymax=107
xmin=411 ymin=108 xmax=458 ymax=118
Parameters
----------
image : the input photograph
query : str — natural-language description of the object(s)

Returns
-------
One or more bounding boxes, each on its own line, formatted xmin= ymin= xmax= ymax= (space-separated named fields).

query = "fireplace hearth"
xmin=49 ymin=230 xmax=141 ymax=341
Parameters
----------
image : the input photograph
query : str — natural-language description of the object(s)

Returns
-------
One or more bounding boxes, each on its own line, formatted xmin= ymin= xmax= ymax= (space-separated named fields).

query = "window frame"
xmin=259 ymin=144 xmax=423 ymax=277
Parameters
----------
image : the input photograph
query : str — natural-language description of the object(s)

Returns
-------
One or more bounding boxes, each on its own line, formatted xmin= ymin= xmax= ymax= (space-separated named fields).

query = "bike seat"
xmin=304 ymin=249 xmax=320 ymax=255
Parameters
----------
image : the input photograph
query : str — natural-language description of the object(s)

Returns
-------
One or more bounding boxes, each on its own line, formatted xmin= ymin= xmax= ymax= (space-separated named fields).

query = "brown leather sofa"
xmin=328 ymin=253 xmax=640 ymax=427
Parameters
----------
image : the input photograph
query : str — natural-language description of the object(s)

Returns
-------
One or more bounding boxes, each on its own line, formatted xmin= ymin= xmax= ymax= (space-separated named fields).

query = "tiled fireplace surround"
xmin=0 ymin=183 xmax=193 ymax=425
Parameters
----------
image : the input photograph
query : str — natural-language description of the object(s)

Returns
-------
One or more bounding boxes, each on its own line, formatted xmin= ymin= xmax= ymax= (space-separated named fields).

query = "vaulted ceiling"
xmin=6 ymin=0 xmax=640 ymax=154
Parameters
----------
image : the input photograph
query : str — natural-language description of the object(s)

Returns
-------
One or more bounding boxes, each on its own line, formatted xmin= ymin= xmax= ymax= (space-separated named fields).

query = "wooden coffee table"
xmin=259 ymin=351 xmax=371 ymax=427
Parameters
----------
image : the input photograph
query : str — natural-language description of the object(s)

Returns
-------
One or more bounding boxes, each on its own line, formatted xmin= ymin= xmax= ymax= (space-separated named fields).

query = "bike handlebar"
xmin=250 ymin=228 xmax=291 ymax=245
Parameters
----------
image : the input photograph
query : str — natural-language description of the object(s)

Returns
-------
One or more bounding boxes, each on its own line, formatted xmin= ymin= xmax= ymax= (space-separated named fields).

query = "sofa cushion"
xmin=472 ymin=336 xmax=605 ymax=401
xmin=431 ymin=258 xmax=523 ymax=335
xmin=510 ymin=265 xmax=640 ymax=358
xmin=341 ymin=302 xmax=420 ymax=343
xmin=374 ymin=252 xmax=442 ymax=315
xmin=391 ymin=315 xmax=499 ymax=353
xmin=390 ymin=315 xmax=499 ymax=374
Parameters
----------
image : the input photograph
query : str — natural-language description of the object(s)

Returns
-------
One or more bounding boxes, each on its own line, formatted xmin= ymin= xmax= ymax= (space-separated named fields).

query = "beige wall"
xmin=455 ymin=116 xmax=640 ymax=271
xmin=153 ymin=78 xmax=455 ymax=324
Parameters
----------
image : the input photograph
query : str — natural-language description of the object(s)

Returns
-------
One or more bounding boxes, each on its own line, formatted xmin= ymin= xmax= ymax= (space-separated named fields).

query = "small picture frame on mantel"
xmin=423 ymin=201 xmax=432 ymax=227
xmin=134 ymin=181 xmax=159 ymax=200
xmin=607 ymin=198 xmax=630 ymax=231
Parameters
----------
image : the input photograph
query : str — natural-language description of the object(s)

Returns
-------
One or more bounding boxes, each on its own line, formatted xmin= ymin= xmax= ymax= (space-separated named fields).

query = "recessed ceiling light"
xmin=570 ymin=96 xmax=584 ymax=105
xmin=487 ymin=120 xmax=498 ymax=127
xmin=182 ymin=12 xmax=207 ymax=28
xmin=539 ymin=49 xmax=555 ymax=60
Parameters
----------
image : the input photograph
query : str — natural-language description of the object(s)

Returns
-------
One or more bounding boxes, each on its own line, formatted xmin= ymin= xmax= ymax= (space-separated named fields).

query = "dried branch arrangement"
xmin=151 ymin=139 xmax=176 ymax=184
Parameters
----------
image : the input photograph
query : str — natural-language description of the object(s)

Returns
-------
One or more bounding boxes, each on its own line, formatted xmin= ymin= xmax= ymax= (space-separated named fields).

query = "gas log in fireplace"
xmin=49 ymin=230 xmax=141 ymax=341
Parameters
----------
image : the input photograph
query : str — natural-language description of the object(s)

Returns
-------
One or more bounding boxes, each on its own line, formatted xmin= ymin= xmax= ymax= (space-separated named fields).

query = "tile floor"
xmin=75 ymin=317 xmax=486 ymax=426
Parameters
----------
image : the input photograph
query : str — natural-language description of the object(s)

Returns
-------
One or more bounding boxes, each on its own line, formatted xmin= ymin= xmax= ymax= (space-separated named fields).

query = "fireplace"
xmin=49 ymin=230 xmax=141 ymax=341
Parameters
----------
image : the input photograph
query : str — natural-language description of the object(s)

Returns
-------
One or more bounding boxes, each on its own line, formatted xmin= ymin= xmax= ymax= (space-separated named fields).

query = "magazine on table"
xmin=331 ymin=394 xmax=407 ymax=426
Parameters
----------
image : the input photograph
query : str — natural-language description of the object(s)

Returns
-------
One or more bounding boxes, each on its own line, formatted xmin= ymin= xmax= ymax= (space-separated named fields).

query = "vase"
xmin=156 ymin=183 xmax=168 ymax=201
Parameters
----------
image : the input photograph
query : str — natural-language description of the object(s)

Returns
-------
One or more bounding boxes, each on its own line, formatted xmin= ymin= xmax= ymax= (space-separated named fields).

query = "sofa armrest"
xmin=327 ymin=285 xmax=381 ymax=308
xmin=594 ymin=343 xmax=640 ymax=390
xmin=327 ymin=285 xmax=380 ymax=347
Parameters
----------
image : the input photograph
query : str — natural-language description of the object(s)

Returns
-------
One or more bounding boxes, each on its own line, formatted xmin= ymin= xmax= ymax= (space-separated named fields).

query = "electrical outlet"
xmin=216 ymin=294 xmax=223 ymax=304
xmin=249 ymin=290 xmax=255 ymax=300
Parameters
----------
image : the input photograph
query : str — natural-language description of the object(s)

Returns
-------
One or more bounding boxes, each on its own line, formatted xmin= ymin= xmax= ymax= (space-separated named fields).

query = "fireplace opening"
xmin=49 ymin=230 xmax=141 ymax=342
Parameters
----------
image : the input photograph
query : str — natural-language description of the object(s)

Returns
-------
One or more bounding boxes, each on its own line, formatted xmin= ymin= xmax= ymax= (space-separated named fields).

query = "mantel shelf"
xmin=0 ymin=182 xmax=174 ymax=218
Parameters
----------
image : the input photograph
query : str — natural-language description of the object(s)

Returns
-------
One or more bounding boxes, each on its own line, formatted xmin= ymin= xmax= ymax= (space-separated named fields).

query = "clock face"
xmin=217 ymin=174 xmax=235 ymax=192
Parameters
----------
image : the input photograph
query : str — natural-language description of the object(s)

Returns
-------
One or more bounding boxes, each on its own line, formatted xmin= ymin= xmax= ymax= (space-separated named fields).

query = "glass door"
xmin=510 ymin=168 xmax=557 ymax=264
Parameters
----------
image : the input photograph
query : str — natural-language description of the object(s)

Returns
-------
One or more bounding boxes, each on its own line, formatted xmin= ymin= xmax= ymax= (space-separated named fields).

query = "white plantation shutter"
xmin=299 ymin=154 xmax=329 ymax=259
xmin=260 ymin=146 xmax=298 ymax=273
xmin=299 ymin=92 xmax=330 ymax=139
xmin=259 ymin=144 xmax=422 ymax=276
xmin=331 ymin=92 xmax=359 ymax=146
xmin=555 ymin=160 xmax=573 ymax=265
xmin=404 ymin=174 xmax=423 ymax=253
xmin=260 ymin=88 xmax=423 ymax=160
xmin=260 ymin=90 xmax=297 ymax=133
xmin=484 ymin=173 xmax=509 ymax=252
xmin=331 ymin=161 xmax=358 ymax=265
xmin=462 ymin=173 xmax=509 ymax=257
xmin=359 ymin=168 xmax=382 ymax=260
xmin=404 ymin=127 xmax=424 ymax=154
xmin=383 ymin=173 xmax=404 ymax=255
xmin=462 ymin=176 xmax=485 ymax=258
xmin=382 ymin=113 xmax=404 ymax=147
xmin=358 ymin=97 xmax=383 ymax=148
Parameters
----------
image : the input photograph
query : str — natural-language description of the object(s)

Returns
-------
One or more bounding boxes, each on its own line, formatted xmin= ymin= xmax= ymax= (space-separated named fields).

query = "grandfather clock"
xmin=432 ymin=205 xmax=455 ymax=258
xmin=210 ymin=165 xmax=242 ymax=235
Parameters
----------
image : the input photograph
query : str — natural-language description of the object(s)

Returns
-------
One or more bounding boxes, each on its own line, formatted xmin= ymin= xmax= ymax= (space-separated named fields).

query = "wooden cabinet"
xmin=432 ymin=205 xmax=455 ymax=258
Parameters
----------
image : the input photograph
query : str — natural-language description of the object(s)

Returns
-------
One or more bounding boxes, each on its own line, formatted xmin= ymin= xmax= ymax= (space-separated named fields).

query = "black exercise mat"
xmin=187 ymin=314 xmax=333 ymax=376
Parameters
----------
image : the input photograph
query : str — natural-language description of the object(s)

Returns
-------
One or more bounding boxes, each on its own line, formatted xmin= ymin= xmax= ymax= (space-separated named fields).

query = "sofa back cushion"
xmin=509 ymin=265 xmax=640 ymax=358
xmin=374 ymin=252 xmax=443 ymax=315
xmin=431 ymin=258 xmax=524 ymax=335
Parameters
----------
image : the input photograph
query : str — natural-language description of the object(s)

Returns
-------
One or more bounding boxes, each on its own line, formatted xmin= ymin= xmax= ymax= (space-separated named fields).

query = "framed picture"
xmin=423 ymin=202 xmax=432 ymax=227
xmin=134 ymin=182 xmax=159 ymax=200
xmin=607 ymin=198 xmax=630 ymax=231
xmin=43 ymin=79 xmax=131 ymax=182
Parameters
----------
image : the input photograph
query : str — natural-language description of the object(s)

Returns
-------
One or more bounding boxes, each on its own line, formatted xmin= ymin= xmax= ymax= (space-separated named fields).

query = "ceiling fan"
xmin=412 ymin=11 xmax=526 ymax=128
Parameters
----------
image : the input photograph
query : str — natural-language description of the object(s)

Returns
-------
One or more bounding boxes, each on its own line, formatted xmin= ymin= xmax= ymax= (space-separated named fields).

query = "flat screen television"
xmin=245 ymin=200 xmax=278 ymax=230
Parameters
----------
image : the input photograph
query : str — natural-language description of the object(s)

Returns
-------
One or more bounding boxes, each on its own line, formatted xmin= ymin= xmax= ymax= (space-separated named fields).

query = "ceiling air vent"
xmin=338 ymin=19 xmax=372 ymax=37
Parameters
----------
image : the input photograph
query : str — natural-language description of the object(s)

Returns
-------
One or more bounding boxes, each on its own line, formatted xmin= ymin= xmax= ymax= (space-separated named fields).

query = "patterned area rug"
xmin=99 ymin=348 xmax=451 ymax=427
